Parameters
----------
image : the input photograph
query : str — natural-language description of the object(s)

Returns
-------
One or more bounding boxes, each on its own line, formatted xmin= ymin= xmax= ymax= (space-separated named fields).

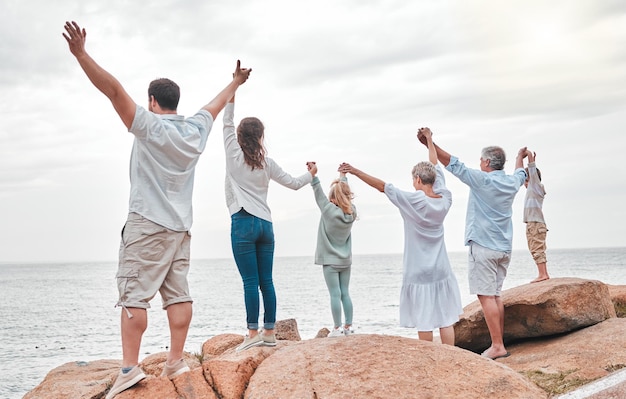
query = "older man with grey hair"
xmin=418 ymin=133 xmax=527 ymax=360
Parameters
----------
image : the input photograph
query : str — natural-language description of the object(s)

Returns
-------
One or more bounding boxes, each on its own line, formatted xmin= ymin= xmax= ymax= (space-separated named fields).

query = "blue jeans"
xmin=231 ymin=209 xmax=276 ymax=330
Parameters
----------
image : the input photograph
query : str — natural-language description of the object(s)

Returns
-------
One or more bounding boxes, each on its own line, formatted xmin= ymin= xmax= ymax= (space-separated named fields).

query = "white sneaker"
xmin=343 ymin=327 xmax=355 ymax=335
xmin=161 ymin=358 xmax=190 ymax=379
xmin=106 ymin=366 xmax=146 ymax=399
xmin=236 ymin=333 xmax=264 ymax=352
xmin=328 ymin=328 xmax=344 ymax=338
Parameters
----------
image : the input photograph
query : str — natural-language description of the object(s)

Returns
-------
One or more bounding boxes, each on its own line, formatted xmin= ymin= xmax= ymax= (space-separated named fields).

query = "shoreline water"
xmin=2 ymin=247 xmax=625 ymax=398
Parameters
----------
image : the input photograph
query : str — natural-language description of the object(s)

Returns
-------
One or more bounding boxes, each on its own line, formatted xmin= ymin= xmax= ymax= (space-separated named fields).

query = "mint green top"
xmin=311 ymin=176 xmax=356 ymax=267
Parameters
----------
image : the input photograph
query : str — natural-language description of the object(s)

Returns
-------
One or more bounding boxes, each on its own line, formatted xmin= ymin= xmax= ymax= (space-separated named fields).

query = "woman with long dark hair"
xmin=223 ymin=95 xmax=314 ymax=351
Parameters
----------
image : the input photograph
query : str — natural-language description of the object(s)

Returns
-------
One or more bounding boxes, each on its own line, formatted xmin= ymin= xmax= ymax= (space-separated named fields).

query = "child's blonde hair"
xmin=329 ymin=179 xmax=354 ymax=215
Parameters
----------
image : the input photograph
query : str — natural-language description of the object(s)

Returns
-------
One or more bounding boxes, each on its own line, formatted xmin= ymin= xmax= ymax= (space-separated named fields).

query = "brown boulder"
xmin=201 ymin=333 xmax=243 ymax=359
xmin=608 ymin=284 xmax=626 ymax=317
xmin=275 ymin=318 xmax=302 ymax=341
xmin=23 ymin=359 xmax=120 ymax=399
xmin=455 ymin=278 xmax=617 ymax=352
xmin=203 ymin=343 xmax=282 ymax=399
xmin=498 ymin=318 xmax=626 ymax=395
xmin=245 ymin=334 xmax=547 ymax=399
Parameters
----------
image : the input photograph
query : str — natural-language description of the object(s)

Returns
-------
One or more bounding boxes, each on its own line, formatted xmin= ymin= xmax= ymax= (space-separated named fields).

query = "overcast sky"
xmin=1 ymin=0 xmax=625 ymax=263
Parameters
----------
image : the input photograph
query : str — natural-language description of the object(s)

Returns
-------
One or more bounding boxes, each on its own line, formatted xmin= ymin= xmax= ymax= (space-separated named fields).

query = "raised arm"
xmin=516 ymin=146 xmax=528 ymax=170
xmin=417 ymin=128 xmax=451 ymax=166
xmin=418 ymin=127 xmax=437 ymax=165
xmin=202 ymin=60 xmax=251 ymax=120
xmin=63 ymin=21 xmax=135 ymax=129
xmin=338 ymin=163 xmax=385 ymax=192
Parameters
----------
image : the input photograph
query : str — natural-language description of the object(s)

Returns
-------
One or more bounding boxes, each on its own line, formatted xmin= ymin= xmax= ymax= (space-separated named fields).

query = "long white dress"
xmin=384 ymin=165 xmax=463 ymax=330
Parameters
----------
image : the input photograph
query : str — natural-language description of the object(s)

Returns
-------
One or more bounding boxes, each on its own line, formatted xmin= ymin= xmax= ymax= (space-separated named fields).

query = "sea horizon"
xmin=2 ymin=246 xmax=626 ymax=398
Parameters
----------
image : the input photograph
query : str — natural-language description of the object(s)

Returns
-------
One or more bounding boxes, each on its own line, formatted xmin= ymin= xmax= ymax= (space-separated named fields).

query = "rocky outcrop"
xmin=455 ymin=277 xmax=617 ymax=352
xmin=500 ymin=318 xmax=626 ymax=389
xmin=246 ymin=334 xmax=545 ymax=399
xmin=24 ymin=280 xmax=626 ymax=399
xmin=25 ymin=335 xmax=546 ymax=399
xmin=608 ymin=284 xmax=626 ymax=317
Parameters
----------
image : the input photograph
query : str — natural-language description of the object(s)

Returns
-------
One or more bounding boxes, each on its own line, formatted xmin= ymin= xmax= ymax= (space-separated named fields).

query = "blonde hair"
xmin=329 ymin=179 xmax=354 ymax=215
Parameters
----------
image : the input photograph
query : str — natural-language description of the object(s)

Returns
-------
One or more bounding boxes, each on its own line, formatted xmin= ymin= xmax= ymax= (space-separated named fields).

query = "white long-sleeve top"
xmin=223 ymin=103 xmax=312 ymax=221
xmin=523 ymin=162 xmax=546 ymax=223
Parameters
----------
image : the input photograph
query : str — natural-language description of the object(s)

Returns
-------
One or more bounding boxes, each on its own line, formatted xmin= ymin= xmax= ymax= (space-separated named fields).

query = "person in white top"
xmin=223 ymin=94 xmax=314 ymax=351
xmin=63 ymin=21 xmax=251 ymax=399
xmin=340 ymin=128 xmax=463 ymax=345
xmin=523 ymin=150 xmax=549 ymax=283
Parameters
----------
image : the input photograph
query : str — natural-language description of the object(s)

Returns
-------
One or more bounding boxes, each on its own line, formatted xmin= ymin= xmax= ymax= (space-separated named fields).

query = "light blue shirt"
xmin=128 ymin=105 xmax=213 ymax=231
xmin=446 ymin=156 xmax=526 ymax=252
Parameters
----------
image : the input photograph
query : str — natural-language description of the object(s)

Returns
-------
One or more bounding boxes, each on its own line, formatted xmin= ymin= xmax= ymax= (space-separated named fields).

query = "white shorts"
xmin=468 ymin=241 xmax=511 ymax=296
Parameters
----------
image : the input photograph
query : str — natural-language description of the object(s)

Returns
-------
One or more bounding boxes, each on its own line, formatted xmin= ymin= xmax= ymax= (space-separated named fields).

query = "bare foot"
xmin=481 ymin=347 xmax=511 ymax=360
xmin=530 ymin=276 xmax=550 ymax=283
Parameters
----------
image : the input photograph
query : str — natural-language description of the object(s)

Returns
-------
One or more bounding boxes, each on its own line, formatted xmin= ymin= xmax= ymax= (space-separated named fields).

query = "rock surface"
xmin=24 ymin=280 xmax=626 ymax=399
xmin=246 ymin=334 xmax=546 ymax=399
xmin=499 ymin=318 xmax=626 ymax=394
xmin=608 ymin=284 xmax=626 ymax=317
xmin=455 ymin=277 xmax=616 ymax=352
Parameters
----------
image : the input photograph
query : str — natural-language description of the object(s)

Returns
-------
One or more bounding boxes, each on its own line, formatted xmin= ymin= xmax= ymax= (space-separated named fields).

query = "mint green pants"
xmin=323 ymin=265 xmax=353 ymax=328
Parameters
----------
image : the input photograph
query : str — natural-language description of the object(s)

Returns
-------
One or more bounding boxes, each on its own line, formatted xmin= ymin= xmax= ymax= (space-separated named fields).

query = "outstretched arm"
xmin=418 ymin=127 xmax=437 ymax=165
xmin=338 ymin=163 xmax=385 ymax=192
xmin=63 ymin=21 xmax=135 ymax=129
xmin=417 ymin=128 xmax=451 ymax=166
xmin=516 ymin=147 xmax=528 ymax=170
xmin=202 ymin=60 xmax=251 ymax=119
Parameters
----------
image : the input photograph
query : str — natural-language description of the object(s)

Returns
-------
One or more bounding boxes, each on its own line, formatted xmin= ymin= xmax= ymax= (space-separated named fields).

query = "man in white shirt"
xmin=63 ymin=20 xmax=251 ymax=398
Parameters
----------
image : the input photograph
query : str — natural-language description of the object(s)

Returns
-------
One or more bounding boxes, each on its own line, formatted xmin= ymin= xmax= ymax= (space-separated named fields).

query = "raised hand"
xmin=418 ymin=127 xmax=432 ymax=141
xmin=338 ymin=162 xmax=356 ymax=175
xmin=62 ymin=21 xmax=87 ymax=58
xmin=306 ymin=161 xmax=318 ymax=176
xmin=233 ymin=60 xmax=252 ymax=85
xmin=416 ymin=127 xmax=429 ymax=146
xmin=517 ymin=147 xmax=528 ymax=158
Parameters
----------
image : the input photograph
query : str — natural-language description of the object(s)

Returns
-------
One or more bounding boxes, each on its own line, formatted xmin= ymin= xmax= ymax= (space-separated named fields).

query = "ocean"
xmin=1 ymin=247 xmax=625 ymax=398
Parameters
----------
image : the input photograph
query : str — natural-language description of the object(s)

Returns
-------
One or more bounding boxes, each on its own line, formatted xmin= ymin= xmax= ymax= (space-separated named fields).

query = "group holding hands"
xmin=63 ymin=21 xmax=549 ymax=398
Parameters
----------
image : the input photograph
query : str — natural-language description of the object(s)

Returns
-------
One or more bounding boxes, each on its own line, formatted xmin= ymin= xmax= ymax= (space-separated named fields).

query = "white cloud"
xmin=1 ymin=0 xmax=625 ymax=262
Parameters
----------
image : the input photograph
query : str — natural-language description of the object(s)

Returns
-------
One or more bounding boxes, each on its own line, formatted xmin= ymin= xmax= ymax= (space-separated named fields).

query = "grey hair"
xmin=411 ymin=161 xmax=436 ymax=185
xmin=481 ymin=146 xmax=506 ymax=170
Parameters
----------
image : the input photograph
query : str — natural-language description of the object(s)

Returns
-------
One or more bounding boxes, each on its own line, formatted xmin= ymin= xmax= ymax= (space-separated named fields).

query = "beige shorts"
xmin=468 ymin=241 xmax=511 ymax=296
xmin=526 ymin=222 xmax=548 ymax=264
xmin=116 ymin=213 xmax=192 ymax=310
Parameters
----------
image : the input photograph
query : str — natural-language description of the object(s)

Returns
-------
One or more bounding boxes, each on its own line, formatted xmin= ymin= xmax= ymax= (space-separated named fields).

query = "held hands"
xmin=306 ymin=161 xmax=318 ymax=177
xmin=526 ymin=150 xmax=536 ymax=163
xmin=517 ymin=147 xmax=528 ymax=159
xmin=338 ymin=162 xmax=356 ymax=175
xmin=62 ymin=21 xmax=87 ymax=58
xmin=416 ymin=127 xmax=432 ymax=146
xmin=233 ymin=60 xmax=252 ymax=85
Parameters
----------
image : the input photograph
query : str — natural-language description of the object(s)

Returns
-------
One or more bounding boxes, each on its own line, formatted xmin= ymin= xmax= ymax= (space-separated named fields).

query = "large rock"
xmin=23 ymin=359 xmax=120 ymax=399
xmin=608 ymin=284 xmax=626 ymax=317
xmin=455 ymin=278 xmax=617 ymax=352
xmin=25 ymin=334 xmax=547 ymax=399
xmin=498 ymin=318 xmax=626 ymax=395
xmin=245 ymin=334 xmax=547 ymax=399
xmin=275 ymin=318 xmax=302 ymax=341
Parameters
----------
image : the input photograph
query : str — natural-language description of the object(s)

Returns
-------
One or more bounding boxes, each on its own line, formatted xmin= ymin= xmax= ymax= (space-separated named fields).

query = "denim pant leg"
xmin=256 ymin=217 xmax=276 ymax=330
xmin=231 ymin=210 xmax=276 ymax=330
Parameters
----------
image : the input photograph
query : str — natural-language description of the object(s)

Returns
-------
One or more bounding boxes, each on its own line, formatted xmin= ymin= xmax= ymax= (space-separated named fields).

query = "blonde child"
xmin=307 ymin=162 xmax=357 ymax=337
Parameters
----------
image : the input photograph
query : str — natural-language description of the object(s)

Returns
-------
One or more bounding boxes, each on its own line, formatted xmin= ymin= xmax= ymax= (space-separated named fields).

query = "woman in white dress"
xmin=339 ymin=128 xmax=462 ymax=345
